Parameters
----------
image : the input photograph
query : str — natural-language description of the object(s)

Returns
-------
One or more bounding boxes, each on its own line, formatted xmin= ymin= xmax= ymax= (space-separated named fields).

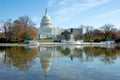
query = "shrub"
xmin=115 ymin=38 xmax=120 ymax=42
xmin=53 ymin=40 xmax=61 ymax=42
xmin=0 ymin=38 xmax=6 ymax=43
xmin=94 ymin=38 xmax=101 ymax=42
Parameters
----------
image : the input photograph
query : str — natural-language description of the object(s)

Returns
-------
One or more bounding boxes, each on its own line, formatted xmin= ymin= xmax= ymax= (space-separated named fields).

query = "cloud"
xmin=96 ymin=9 xmax=120 ymax=18
xmin=48 ymin=0 xmax=57 ymax=7
xmin=32 ymin=17 xmax=40 ymax=22
xmin=32 ymin=17 xmax=41 ymax=27
xmin=59 ymin=0 xmax=72 ymax=5
xmin=47 ymin=0 xmax=112 ymax=26
xmin=48 ymin=0 xmax=53 ymax=7
xmin=48 ymin=0 xmax=74 ymax=7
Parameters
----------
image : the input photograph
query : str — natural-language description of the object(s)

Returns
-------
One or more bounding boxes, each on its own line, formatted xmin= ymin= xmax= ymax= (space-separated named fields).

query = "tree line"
xmin=85 ymin=24 xmax=120 ymax=42
xmin=0 ymin=16 xmax=37 ymax=43
xmin=61 ymin=24 xmax=120 ymax=42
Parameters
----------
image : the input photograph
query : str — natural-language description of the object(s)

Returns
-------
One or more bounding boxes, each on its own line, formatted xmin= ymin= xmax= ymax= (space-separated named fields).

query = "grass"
xmin=37 ymin=39 xmax=54 ymax=43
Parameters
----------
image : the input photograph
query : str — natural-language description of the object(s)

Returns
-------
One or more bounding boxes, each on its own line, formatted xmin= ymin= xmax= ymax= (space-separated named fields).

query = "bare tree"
xmin=0 ymin=19 xmax=12 ymax=41
xmin=101 ymin=24 xmax=114 ymax=32
xmin=100 ymin=24 xmax=114 ymax=40
xmin=18 ymin=16 xmax=35 ymax=27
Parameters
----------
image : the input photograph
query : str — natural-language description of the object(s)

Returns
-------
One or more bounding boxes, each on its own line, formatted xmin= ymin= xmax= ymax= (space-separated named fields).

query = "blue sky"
xmin=0 ymin=0 xmax=120 ymax=29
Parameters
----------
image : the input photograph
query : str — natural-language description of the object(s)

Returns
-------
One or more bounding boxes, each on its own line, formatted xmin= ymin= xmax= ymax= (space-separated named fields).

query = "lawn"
xmin=37 ymin=39 xmax=54 ymax=43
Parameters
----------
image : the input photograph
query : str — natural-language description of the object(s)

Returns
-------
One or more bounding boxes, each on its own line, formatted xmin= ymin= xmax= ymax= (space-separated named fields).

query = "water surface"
xmin=0 ymin=46 xmax=120 ymax=80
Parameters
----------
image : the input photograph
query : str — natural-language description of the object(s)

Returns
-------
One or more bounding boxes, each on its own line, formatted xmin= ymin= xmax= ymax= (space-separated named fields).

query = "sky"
xmin=0 ymin=0 xmax=120 ymax=29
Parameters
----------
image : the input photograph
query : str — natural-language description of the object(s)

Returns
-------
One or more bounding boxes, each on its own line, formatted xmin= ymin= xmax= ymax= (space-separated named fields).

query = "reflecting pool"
xmin=0 ymin=46 xmax=120 ymax=80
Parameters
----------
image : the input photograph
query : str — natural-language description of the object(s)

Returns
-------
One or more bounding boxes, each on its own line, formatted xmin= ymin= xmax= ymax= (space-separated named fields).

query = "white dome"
xmin=40 ymin=9 xmax=52 ymax=28
xmin=40 ymin=58 xmax=52 ymax=74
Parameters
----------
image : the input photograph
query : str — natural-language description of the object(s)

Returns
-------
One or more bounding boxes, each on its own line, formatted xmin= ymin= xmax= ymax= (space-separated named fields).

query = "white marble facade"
xmin=38 ymin=9 xmax=61 ymax=39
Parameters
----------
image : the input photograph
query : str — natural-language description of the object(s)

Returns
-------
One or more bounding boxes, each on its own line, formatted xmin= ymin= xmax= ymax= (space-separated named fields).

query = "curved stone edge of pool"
xmin=0 ymin=42 xmax=118 ymax=47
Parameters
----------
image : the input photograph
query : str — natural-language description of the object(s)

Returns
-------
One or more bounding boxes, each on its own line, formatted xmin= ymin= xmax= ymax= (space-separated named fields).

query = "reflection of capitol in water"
xmin=39 ymin=47 xmax=53 ymax=74
xmin=38 ymin=47 xmax=64 ymax=74
xmin=0 ymin=51 xmax=5 ymax=61
xmin=37 ymin=45 xmax=118 ymax=75
xmin=37 ymin=46 xmax=83 ymax=74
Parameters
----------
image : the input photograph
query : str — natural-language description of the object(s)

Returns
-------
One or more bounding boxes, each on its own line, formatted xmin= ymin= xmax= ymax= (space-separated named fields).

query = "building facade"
xmin=37 ymin=9 xmax=61 ymax=39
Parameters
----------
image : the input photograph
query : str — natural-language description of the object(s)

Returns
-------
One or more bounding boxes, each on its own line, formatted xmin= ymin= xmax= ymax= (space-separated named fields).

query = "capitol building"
xmin=37 ymin=9 xmax=62 ymax=39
